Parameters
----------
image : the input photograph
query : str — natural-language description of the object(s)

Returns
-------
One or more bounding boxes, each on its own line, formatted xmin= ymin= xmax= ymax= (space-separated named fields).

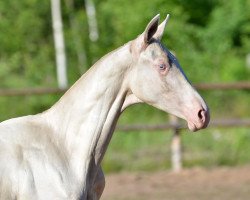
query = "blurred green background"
xmin=0 ymin=0 xmax=249 ymax=172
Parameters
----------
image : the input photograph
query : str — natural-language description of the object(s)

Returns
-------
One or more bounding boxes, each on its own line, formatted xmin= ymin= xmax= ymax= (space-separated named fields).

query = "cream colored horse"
xmin=0 ymin=14 xmax=209 ymax=199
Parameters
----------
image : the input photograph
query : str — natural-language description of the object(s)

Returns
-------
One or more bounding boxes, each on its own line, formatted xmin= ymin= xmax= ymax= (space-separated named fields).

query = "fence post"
xmin=170 ymin=115 xmax=182 ymax=172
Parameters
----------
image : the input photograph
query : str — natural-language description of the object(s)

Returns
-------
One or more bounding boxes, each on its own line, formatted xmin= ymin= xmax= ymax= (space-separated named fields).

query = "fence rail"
xmin=117 ymin=118 xmax=250 ymax=132
xmin=0 ymin=87 xmax=66 ymax=97
xmin=195 ymin=81 xmax=250 ymax=90
xmin=0 ymin=81 xmax=250 ymax=97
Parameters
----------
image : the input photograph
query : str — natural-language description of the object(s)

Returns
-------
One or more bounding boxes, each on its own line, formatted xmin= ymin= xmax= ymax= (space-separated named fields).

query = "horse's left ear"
xmin=154 ymin=14 xmax=170 ymax=40
xmin=143 ymin=14 xmax=160 ymax=43
xmin=130 ymin=14 xmax=167 ymax=56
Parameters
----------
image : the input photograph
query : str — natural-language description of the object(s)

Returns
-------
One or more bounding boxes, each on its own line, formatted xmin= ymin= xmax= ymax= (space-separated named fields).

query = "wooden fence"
xmin=0 ymin=81 xmax=250 ymax=97
xmin=0 ymin=81 xmax=250 ymax=172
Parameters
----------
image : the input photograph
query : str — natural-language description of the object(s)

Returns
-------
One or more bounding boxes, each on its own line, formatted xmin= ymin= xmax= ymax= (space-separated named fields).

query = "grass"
xmin=182 ymin=128 xmax=250 ymax=167
xmin=103 ymin=130 xmax=173 ymax=172
xmin=102 ymin=127 xmax=250 ymax=173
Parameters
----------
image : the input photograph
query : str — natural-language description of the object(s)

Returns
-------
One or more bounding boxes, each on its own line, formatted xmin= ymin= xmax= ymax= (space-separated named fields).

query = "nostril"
xmin=198 ymin=109 xmax=205 ymax=121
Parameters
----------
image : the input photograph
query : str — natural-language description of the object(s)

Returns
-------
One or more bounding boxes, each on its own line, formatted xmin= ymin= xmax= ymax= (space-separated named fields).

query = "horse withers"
xmin=0 ymin=14 xmax=209 ymax=200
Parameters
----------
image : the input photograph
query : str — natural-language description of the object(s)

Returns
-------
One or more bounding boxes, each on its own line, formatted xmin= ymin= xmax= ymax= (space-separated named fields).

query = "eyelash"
xmin=168 ymin=55 xmax=174 ymax=67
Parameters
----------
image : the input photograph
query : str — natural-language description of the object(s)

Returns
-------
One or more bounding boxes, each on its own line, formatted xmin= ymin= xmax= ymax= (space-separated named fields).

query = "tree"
xmin=51 ymin=0 xmax=68 ymax=89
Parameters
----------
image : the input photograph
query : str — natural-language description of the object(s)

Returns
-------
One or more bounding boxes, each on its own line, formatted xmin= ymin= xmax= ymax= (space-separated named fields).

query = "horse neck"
xmin=44 ymin=42 xmax=132 ymax=179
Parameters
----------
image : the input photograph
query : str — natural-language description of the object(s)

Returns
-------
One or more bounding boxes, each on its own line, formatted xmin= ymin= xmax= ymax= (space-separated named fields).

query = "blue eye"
xmin=159 ymin=63 xmax=166 ymax=70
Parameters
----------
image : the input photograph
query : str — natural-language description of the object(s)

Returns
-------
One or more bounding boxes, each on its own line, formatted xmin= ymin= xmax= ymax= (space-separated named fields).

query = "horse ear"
xmin=130 ymin=14 xmax=160 ymax=56
xmin=143 ymin=14 xmax=160 ymax=43
xmin=154 ymin=14 xmax=170 ymax=40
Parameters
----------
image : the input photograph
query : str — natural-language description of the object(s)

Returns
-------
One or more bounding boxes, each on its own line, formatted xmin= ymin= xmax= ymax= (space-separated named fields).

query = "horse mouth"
xmin=187 ymin=121 xmax=200 ymax=132
xmin=187 ymin=115 xmax=209 ymax=132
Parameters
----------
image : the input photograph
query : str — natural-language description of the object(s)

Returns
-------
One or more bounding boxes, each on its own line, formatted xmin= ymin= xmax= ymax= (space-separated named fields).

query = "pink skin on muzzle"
xmin=186 ymin=107 xmax=210 ymax=132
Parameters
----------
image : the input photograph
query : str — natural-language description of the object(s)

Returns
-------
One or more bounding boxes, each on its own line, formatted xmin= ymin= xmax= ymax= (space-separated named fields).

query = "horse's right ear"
xmin=154 ymin=14 xmax=170 ymax=40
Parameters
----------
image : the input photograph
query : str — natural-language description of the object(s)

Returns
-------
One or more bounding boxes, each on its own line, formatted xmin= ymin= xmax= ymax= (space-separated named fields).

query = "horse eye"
xmin=159 ymin=63 xmax=166 ymax=70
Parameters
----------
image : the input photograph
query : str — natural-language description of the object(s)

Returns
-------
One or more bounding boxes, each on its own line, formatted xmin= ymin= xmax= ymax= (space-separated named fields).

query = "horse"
xmin=0 ymin=14 xmax=209 ymax=199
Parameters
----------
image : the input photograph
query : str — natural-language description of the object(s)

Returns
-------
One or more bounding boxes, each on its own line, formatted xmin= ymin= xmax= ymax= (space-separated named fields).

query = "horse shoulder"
xmin=0 ymin=115 xmax=75 ymax=199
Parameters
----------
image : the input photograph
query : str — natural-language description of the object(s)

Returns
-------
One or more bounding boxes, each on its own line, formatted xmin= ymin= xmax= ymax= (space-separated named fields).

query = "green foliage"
xmin=0 ymin=0 xmax=249 ymax=88
xmin=0 ymin=0 xmax=55 ymax=88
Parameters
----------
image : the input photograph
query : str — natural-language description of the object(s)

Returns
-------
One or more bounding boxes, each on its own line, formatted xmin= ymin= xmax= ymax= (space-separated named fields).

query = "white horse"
xmin=0 ymin=14 xmax=209 ymax=199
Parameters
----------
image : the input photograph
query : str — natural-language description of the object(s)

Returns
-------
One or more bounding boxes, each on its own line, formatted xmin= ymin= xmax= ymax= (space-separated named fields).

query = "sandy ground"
xmin=102 ymin=165 xmax=250 ymax=200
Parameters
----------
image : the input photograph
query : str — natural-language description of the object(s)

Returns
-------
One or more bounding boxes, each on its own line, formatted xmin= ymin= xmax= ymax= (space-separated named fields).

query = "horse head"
xmin=129 ymin=14 xmax=210 ymax=131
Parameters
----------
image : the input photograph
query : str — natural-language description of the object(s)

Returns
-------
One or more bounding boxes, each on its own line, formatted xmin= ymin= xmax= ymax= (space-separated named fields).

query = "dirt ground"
xmin=102 ymin=165 xmax=250 ymax=200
